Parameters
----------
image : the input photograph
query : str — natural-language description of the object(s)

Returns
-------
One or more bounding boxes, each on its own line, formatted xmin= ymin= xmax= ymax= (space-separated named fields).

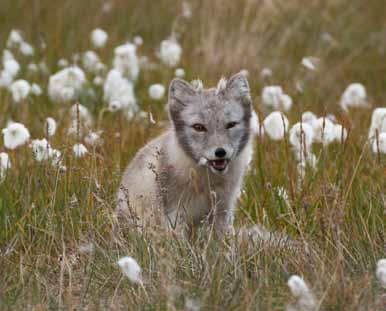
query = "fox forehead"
xmin=181 ymin=91 xmax=245 ymax=125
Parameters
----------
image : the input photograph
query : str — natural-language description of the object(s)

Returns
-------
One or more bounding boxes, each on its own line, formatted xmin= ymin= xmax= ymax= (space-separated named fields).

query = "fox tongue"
xmin=212 ymin=159 xmax=226 ymax=169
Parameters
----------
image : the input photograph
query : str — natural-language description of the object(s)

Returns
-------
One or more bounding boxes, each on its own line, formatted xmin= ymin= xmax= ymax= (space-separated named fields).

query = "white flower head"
xmin=261 ymin=86 xmax=292 ymax=111
xmin=3 ymin=58 xmax=20 ymax=78
xmin=158 ymin=38 xmax=182 ymax=68
xmin=10 ymin=80 xmax=30 ymax=103
xmin=2 ymin=122 xmax=30 ymax=149
xmin=93 ymin=76 xmax=104 ymax=86
xmin=368 ymin=108 xmax=386 ymax=141
xmin=287 ymin=275 xmax=316 ymax=311
xmin=45 ymin=117 xmax=57 ymax=137
xmin=333 ymin=124 xmax=348 ymax=143
xmin=48 ymin=66 xmax=87 ymax=103
xmin=250 ymin=110 xmax=263 ymax=136
xmin=260 ymin=67 xmax=273 ymax=79
xmin=301 ymin=56 xmax=320 ymax=71
xmin=175 ymin=68 xmax=185 ymax=78
xmin=113 ymin=42 xmax=139 ymax=81
xmin=31 ymin=83 xmax=42 ymax=96
xmin=30 ymin=138 xmax=52 ymax=162
xmin=148 ymin=83 xmax=165 ymax=100
xmin=19 ymin=42 xmax=34 ymax=56
xmin=57 ymin=58 xmax=69 ymax=68
xmin=312 ymin=117 xmax=336 ymax=146
xmin=181 ymin=1 xmax=192 ymax=18
xmin=91 ymin=28 xmax=108 ymax=48
xmin=263 ymin=111 xmax=289 ymax=141
xmin=2 ymin=49 xmax=14 ymax=62
xmin=372 ymin=132 xmax=386 ymax=154
xmin=73 ymin=143 xmax=88 ymax=158
xmin=85 ymin=131 xmax=103 ymax=146
xmin=289 ymin=122 xmax=314 ymax=151
xmin=117 ymin=256 xmax=142 ymax=284
xmin=376 ymin=259 xmax=386 ymax=288
xmin=0 ymin=152 xmax=11 ymax=183
xmin=340 ymin=83 xmax=368 ymax=110
xmin=133 ymin=36 xmax=143 ymax=46
xmin=104 ymin=69 xmax=137 ymax=113
xmin=6 ymin=30 xmax=24 ymax=48
xmin=82 ymin=51 xmax=101 ymax=74
xmin=301 ymin=111 xmax=318 ymax=125
xmin=0 ymin=70 xmax=14 ymax=89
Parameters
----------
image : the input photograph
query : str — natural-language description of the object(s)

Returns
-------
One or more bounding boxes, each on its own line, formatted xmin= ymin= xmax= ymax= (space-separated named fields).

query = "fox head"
xmin=168 ymin=72 xmax=252 ymax=174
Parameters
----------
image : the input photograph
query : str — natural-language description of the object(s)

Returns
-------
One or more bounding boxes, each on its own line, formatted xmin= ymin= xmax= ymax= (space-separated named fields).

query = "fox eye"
xmin=192 ymin=123 xmax=207 ymax=132
xmin=226 ymin=122 xmax=238 ymax=129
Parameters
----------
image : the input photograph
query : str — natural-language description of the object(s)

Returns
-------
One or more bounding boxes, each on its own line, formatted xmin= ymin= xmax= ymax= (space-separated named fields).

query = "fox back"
xmin=117 ymin=72 xmax=255 ymax=236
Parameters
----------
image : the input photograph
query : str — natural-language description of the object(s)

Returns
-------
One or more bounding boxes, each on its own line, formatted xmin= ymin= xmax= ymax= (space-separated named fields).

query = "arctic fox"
xmin=117 ymin=72 xmax=256 ymax=236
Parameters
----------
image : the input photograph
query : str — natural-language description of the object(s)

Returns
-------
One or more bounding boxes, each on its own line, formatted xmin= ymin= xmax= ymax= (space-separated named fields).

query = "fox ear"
xmin=168 ymin=78 xmax=196 ymax=112
xmin=225 ymin=71 xmax=251 ymax=101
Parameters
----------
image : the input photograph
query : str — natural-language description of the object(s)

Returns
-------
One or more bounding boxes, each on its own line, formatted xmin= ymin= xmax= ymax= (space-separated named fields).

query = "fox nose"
xmin=215 ymin=148 xmax=226 ymax=158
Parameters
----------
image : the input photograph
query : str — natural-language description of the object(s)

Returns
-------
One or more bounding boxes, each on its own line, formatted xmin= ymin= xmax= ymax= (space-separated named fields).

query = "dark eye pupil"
xmin=193 ymin=124 xmax=206 ymax=132
xmin=227 ymin=122 xmax=237 ymax=129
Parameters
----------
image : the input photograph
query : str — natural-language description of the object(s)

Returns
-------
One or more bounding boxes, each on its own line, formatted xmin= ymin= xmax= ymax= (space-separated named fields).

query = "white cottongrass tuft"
xmin=340 ymin=83 xmax=368 ymax=110
xmin=158 ymin=38 xmax=182 ymax=68
xmin=261 ymin=86 xmax=292 ymax=111
xmin=175 ymin=68 xmax=185 ymax=78
xmin=368 ymin=108 xmax=386 ymax=141
xmin=148 ymin=83 xmax=165 ymax=100
xmin=2 ymin=122 xmax=30 ymax=150
xmin=3 ymin=58 xmax=20 ymax=78
xmin=117 ymin=256 xmax=142 ymax=284
xmin=312 ymin=117 xmax=336 ymax=146
xmin=333 ymin=124 xmax=348 ymax=143
xmin=0 ymin=152 xmax=11 ymax=183
xmin=31 ymin=83 xmax=42 ymax=96
xmin=44 ymin=117 xmax=57 ymax=137
xmin=73 ymin=143 xmax=88 ymax=158
xmin=30 ymin=138 xmax=53 ymax=162
xmin=133 ymin=35 xmax=143 ymax=46
xmin=84 ymin=131 xmax=103 ymax=146
xmin=289 ymin=122 xmax=314 ymax=152
xmin=0 ymin=70 xmax=14 ymax=89
xmin=19 ymin=42 xmax=34 ymax=56
xmin=113 ymin=42 xmax=139 ymax=81
xmin=376 ymin=259 xmax=386 ymax=288
xmin=286 ymin=275 xmax=316 ymax=311
xmin=301 ymin=111 xmax=318 ymax=125
xmin=372 ymin=132 xmax=386 ymax=154
xmin=48 ymin=66 xmax=87 ymax=103
xmin=68 ymin=104 xmax=93 ymax=136
xmin=260 ymin=67 xmax=273 ymax=79
xmin=104 ymin=69 xmax=138 ymax=113
xmin=6 ymin=30 xmax=24 ymax=48
xmin=91 ymin=28 xmax=108 ymax=48
xmin=263 ymin=111 xmax=289 ymax=141
xmin=82 ymin=51 xmax=101 ymax=74
xmin=301 ymin=56 xmax=320 ymax=71
xmin=250 ymin=110 xmax=263 ymax=136
xmin=10 ymin=79 xmax=30 ymax=103
xmin=57 ymin=58 xmax=69 ymax=68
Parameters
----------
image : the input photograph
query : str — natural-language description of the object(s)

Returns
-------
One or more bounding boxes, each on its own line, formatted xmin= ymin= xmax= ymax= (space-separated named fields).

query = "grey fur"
xmin=116 ymin=72 xmax=255 ymax=236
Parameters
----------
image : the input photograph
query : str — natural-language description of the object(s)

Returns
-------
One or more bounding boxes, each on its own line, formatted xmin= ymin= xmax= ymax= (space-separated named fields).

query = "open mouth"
xmin=208 ymin=159 xmax=229 ymax=171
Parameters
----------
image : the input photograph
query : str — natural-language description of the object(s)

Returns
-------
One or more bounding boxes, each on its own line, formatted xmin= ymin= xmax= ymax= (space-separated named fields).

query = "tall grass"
xmin=0 ymin=0 xmax=384 ymax=309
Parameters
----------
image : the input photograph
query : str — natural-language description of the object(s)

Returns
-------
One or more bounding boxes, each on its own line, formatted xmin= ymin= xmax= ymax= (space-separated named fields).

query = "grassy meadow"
xmin=0 ymin=0 xmax=385 ymax=309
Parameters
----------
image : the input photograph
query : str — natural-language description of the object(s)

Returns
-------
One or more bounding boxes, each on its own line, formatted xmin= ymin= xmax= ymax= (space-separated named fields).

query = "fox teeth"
xmin=198 ymin=157 xmax=208 ymax=166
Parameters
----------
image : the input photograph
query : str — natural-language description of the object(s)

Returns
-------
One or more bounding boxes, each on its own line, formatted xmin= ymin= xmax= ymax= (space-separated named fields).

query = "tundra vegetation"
xmin=0 ymin=0 xmax=385 ymax=310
